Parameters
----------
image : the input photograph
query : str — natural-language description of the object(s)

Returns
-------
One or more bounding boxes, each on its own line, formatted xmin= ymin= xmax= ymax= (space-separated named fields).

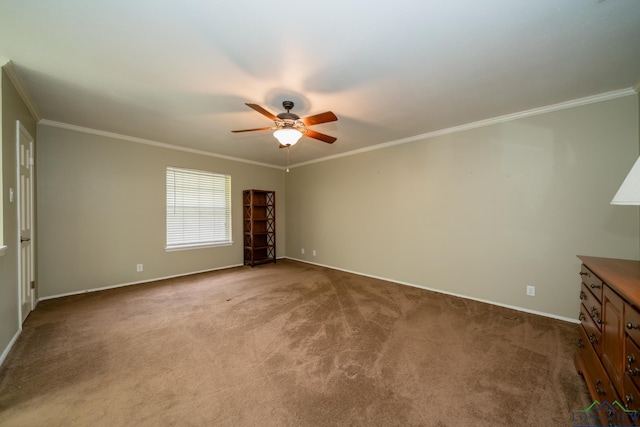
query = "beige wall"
xmin=36 ymin=125 xmax=285 ymax=298
xmin=5 ymin=87 xmax=639 ymax=363
xmin=285 ymin=95 xmax=640 ymax=320
xmin=0 ymin=67 xmax=37 ymax=359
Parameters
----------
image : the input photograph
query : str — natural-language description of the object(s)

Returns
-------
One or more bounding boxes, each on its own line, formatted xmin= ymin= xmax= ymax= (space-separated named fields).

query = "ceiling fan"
xmin=231 ymin=101 xmax=338 ymax=147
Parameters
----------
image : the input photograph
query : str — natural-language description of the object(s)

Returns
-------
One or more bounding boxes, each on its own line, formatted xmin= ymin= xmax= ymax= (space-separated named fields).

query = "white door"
xmin=17 ymin=121 xmax=34 ymax=324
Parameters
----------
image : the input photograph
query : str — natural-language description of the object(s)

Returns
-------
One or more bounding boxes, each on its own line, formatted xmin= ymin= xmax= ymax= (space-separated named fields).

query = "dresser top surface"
xmin=578 ymin=255 xmax=640 ymax=307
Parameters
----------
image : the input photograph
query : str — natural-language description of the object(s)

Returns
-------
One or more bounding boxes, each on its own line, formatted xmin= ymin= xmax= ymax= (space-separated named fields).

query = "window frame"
xmin=165 ymin=166 xmax=232 ymax=251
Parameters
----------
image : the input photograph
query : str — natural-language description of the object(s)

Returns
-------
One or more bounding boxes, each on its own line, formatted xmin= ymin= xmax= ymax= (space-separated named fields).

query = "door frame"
xmin=16 ymin=120 xmax=35 ymax=325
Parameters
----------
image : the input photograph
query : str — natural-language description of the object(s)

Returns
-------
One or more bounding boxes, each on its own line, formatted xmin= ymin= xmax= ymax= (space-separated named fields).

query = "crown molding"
xmin=289 ymin=88 xmax=638 ymax=169
xmin=2 ymin=61 xmax=41 ymax=122
xmin=38 ymin=119 xmax=282 ymax=170
xmin=32 ymin=86 xmax=639 ymax=172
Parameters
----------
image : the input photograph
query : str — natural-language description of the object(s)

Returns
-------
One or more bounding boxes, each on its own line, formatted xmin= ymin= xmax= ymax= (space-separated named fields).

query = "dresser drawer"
xmin=578 ymin=326 xmax=618 ymax=402
xmin=626 ymin=336 xmax=640 ymax=392
xmin=626 ymin=303 xmax=640 ymax=348
xmin=624 ymin=374 xmax=640 ymax=415
xmin=581 ymin=283 xmax=603 ymax=328
xmin=581 ymin=304 xmax=602 ymax=356
xmin=580 ymin=264 xmax=604 ymax=302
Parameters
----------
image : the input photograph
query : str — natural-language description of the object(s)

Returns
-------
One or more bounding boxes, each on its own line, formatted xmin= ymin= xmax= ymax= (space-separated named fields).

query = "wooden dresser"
xmin=575 ymin=255 xmax=640 ymax=423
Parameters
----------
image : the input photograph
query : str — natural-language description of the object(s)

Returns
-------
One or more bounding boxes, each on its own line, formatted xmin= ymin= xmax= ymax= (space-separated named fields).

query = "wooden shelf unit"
xmin=243 ymin=189 xmax=276 ymax=267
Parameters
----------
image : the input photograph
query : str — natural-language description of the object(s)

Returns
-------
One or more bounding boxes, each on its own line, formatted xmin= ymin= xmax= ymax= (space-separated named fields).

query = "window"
xmin=166 ymin=167 xmax=232 ymax=250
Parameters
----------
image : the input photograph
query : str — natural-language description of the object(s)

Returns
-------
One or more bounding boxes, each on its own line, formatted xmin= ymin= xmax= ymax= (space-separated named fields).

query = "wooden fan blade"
xmin=301 ymin=111 xmax=338 ymax=126
xmin=305 ymin=129 xmax=337 ymax=144
xmin=245 ymin=103 xmax=277 ymax=121
xmin=231 ymin=127 xmax=272 ymax=133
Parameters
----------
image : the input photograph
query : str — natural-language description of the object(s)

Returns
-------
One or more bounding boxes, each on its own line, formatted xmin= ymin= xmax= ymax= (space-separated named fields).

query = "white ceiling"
xmin=1 ymin=0 xmax=639 ymax=168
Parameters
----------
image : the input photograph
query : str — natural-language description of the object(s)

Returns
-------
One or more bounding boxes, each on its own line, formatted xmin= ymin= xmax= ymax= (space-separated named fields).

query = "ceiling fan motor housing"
xmin=277 ymin=101 xmax=300 ymax=120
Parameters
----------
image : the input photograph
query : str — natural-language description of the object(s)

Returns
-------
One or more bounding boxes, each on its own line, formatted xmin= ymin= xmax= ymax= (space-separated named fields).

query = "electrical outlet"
xmin=137 ymin=264 xmax=143 ymax=272
xmin=526 ymin=285 xmax=535 ymax=296
xmin=312 ymin=250 xmax=317 ymax=256
xmin=301 ymin=248 xmax=305 ymax=254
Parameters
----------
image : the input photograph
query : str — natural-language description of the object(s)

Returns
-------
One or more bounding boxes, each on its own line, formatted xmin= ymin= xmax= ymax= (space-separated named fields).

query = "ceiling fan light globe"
xmin=273 ymin=128 xmax=302 ymax=146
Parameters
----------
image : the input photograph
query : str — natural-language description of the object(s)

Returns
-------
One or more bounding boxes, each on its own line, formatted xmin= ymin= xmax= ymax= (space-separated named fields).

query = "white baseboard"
xmin=39 ymin=263 xmax=244 ymax=301
xmin=283 ymin=257 xmax=579 ymax=324
xmin=38 ymin=256 xmax=579 ymax=324
xmin=0 ymin=329 xmax=21 ymax=368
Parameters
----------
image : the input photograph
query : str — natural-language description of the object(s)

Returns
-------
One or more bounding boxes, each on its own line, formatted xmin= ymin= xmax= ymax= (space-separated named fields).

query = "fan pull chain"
xmin=286 ymin=146 xmax=290 ymax=172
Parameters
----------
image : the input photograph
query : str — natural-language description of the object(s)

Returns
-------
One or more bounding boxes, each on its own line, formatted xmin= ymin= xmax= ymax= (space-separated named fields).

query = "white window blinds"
xmin=166 ymin=167 xmax=232 ymax=249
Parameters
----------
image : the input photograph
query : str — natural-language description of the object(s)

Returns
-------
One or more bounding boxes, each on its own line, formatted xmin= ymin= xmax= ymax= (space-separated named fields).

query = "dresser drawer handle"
xmin=590 ymin=307 xmax=600 ymax=318
xmin=580 ymin=291 xmax=587 ymax=300
xmin=590 ymin=284 xmax=601 ymax=289
xmin=595 ymin=379 xmax=607 ymax=396
xmin=627 ymin=322 xmax=638 ymax=330
xmin=589 ymin=333 xmax=598 ymax=344
xmin=580 ymin=272 xmax=590 ymax=277
xmin=628 ymin=355 xmax=640 ymax=376
xmin=605 ymin=407 xmax=614 ymax=419
xmin=626 ymin=394 xmax=634 ymax=409
xmin=577 ymin=338 xmax=585 ymax=348
xmin=579 ymin=312 xmax=586 ymax=321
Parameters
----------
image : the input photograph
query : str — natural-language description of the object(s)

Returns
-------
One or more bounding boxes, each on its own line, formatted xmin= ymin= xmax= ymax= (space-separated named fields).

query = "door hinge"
xmin=30 ymin=281 xmax=35 ymax=289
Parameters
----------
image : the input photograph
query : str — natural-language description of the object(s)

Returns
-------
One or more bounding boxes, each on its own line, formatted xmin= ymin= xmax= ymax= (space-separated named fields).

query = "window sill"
xmin=165 ymin=241 xmax=233 ymax=252
xmin=0 ymin=245 xmax=6 ymax=258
